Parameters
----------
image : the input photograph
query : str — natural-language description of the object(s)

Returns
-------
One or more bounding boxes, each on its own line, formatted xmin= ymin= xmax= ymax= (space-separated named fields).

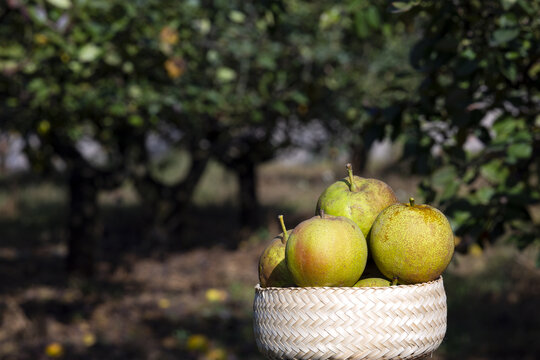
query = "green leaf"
xmin=505 ymin=51 xmax=520 ymax=60
xmin=256 ymin=54 xmax=276 ymax=70
xmin=440 ymin=181 xmax=460 ymax=201
xmin=480 ymin=160 xmax=509 ymax=184
xmin=461 ymin=48 xmax=476 ymax=60
xmin=128 ymin=115 xmax=143 ymax=127
xmin=492 ymin=28 xmax=519 ymax=45
xmin=528 ymin=61 xmax=540 ymax=79
xmin=390 ymin=2 xmax=414 ymax=13
xmin=78 ymin=44 xmax=101 ymax=62
xmin=46 ymin=0 xmax=71 ymax=9
xmin=501 ymin=0 xmax=517 ymax=10
xmin=109 ymin=103 xmax=127 ymax=116
xmin=319 ymin=7 xmax=341 ymax=30
xmin=508 ymin=143 xmax=532 ymax=159
xmin=289 ymin=91 xmax=308 ymax=105
xmin=518 ymin=0 xmax=535 ymax=14
xmin=104 ymin=52 xmax=121 ymax=66
xmin=365 ymin=6 xmax=381 ymax=29
xmin=476 ymin=187 xmax=495 ymax=204
xmin=501 ymin=63 xmax=517 ymax=82
xmin=272 ymin=101 xmax=288 ymax=115
xmin=493 ymin=117 xmax=519 ymax=142
xmin=216 ymin=67 xmax=236 ymax=82
xmin=229 ymin=11 xmax=246 ymax=23
xmin=463 ymin=168 xmax=477 ymax=183
xmin=451 ymin=210 xmax=473 ymax=227
xmin=431 ymin=165 xmax=457 ymax=188
xmin=0 ymin=44 xmax=25 ymax=58
xmin=354 ymin=12 xmax=369 ymax=38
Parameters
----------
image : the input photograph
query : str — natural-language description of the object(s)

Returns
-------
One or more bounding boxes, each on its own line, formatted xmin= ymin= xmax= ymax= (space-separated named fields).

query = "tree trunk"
xmin=0 ymin=133 xmax=8 ymax=175
xmin=134 ymin=151 xmax=210 ymax=235
xmin=66 ymin=163 xmax=100 ymax=277
xmin=351 ymin=141 xmax=368 ymax=175
xmin=236 ymin=160 xmax=260 ymax=229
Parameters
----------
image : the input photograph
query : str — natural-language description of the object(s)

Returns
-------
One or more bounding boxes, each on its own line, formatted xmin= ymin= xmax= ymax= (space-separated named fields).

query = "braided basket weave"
xmin=253 ymin=277 xmax=446 ymax=360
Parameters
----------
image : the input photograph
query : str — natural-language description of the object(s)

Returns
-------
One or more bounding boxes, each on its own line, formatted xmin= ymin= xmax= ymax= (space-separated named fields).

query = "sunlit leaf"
xmin=480 ymin=160 xmax=509 ymax=184
xmin=216 ymin=67 xmax=236 ymax=82
xmin=319 ymin=7 xmax=341 ymax=30
xmin=528 ymin=61 xmax=540 ymax=79
xmin=78 ymin=44 xmax=101 ymax=62
xmin=229 ymin=10 xmax=245 ymax=23
xmin=476 ymin=187 xmax=495 ymax=204
xmin=508 ymin=143 xmax=532 ymax=159
xmin=390 ymin=1 xmax=415 ymax=13
xmin=128 ymin=115 xmax=143 ymax=127
xmin=46 ymin=0 xmax=71 ymax=9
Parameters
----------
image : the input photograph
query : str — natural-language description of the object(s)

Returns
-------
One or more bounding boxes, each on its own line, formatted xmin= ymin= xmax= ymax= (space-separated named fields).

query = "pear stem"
xmin=319 ymin=209 xmax=325 ymax=219
xmin=346 ymin=163 xmax=357 ymax=191
xmin=409 ymin=197 xmax=415 ymax=207
xmin=278 ymin=215 xmax=287 ymax=244
xmin=392 ymin=277 xmax=398 ymax=286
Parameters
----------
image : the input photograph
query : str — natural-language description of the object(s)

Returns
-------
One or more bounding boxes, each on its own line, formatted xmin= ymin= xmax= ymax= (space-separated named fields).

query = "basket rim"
xmin=255 ymin=275 xmax=443 ymax=292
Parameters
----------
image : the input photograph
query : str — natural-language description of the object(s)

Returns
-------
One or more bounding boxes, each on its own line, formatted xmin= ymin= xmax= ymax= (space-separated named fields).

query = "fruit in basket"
xmin=285 ymin=211 xmax=367 ymax=287
xmin=353 ymin=278 xmax=391 ymax=287
xmin=258 ymin=215 xmax=295 ymax=288
xmin=370 ymin=197 xmax=454 ymax=284
xmin=316 ymin=163 xmax=398 ymax=238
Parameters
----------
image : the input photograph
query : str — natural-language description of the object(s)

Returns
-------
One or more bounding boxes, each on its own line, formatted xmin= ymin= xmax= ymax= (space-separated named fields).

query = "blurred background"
xmin=0 ymin=0 xmax=539 ymax=359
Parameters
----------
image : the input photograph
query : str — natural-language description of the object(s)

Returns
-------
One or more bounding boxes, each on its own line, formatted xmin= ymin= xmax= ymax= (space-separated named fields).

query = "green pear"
xmin=370 ymin=198 xmax=455 ymax=284
xmin=316 ymin=163 xmax=398 ymax=238
xmin=258 ymin=215 xmax=295 ymax=287
xmin=353 ymin=278 xmax=391 ymax=287
xmin=285 ymin=211 xmax=367 ymax=287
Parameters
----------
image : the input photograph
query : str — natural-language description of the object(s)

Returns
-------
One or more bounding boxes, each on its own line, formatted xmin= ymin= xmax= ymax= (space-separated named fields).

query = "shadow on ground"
xmin=0 ymin=172 xmax=539 ymax=359
xmin=440 ymin=248 xmax=540 ymax=360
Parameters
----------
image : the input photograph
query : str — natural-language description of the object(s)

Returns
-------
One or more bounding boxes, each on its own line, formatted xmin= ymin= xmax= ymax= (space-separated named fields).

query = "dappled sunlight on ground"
xmin=0 ymin=243 xmax=265 ymax=360
xmin=0 ymin=164 xmax=538 ymax=359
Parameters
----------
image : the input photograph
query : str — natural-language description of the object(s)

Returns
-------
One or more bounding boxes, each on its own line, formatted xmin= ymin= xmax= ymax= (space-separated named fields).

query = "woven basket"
xmin=253 ymin=277 xmax=447 ymax=360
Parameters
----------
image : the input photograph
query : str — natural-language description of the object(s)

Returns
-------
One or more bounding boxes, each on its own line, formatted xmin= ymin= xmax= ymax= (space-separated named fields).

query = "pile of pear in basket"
xmin=254 ymin=164 xmax=453 ymax=360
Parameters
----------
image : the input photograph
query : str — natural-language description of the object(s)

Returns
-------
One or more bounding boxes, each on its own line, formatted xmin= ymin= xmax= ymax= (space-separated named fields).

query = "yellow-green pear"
xmin=353 ymin=278 xmax=391 ymax=287
xmin=285 ymin=211 xmax=367 ymax=287
xmin=370 ymin=198 xmax=454 ymax=284
xmin=316 ymin=163 xmax=398 ymax=238
xmin=258 ymin=215 xmax=295 ymax=287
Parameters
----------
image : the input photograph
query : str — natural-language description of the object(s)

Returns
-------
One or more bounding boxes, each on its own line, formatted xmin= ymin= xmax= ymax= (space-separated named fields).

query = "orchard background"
xmin=0 ymin=0 xmax=539 ymax=359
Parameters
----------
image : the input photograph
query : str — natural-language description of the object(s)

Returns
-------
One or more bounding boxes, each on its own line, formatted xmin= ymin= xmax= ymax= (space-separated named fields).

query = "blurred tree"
xmin=1 ymin=0 xmax=414 ymax=274
xmin=0 ymin=0 xmax=214 ymax=275
xmin=385 ymin=1 xmax=540 ymax=254
xmin=330 ymin=1 xmax=419 ymax=173
xmin=172 ymin=0 xmax=415 ymax=227
xmin=119 ymin=0 xmax=417 ymax=229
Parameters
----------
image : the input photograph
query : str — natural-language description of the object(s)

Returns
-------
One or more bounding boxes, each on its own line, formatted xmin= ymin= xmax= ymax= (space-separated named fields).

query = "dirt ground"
xmin=0 ymin=161 xmax=539 ymax=360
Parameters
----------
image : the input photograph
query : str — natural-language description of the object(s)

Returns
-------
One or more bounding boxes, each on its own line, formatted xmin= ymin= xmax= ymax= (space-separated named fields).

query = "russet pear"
xmin=285 ymin=211 xmax=367 ymax=287
xmin=258 ymin=215 xmax=295 ymax=288
xmin=369 ymin=198 xmax=454 ymax=284
xmin=316 ymin=164 xmax=398 ymax=238
xmin=353 ymin=278 xmax=391 ymax=287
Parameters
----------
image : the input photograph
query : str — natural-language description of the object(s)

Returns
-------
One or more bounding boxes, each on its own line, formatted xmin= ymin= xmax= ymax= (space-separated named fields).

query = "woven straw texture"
xmin=253 ymin=277 xmax=446 ymax=360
